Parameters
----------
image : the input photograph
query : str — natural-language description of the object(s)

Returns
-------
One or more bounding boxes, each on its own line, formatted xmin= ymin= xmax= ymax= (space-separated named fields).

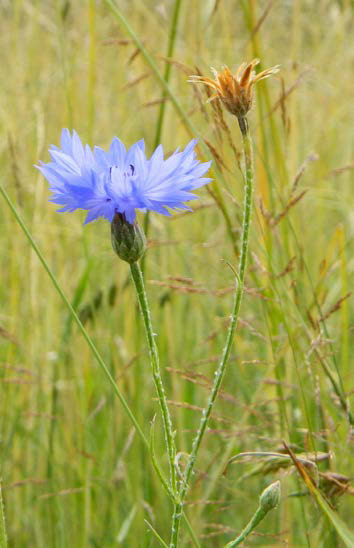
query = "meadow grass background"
xmin=0 ymin=0 xmax=353 ymax=546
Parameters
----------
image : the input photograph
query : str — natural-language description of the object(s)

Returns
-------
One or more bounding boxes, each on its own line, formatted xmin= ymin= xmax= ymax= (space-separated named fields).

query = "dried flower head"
xmin=189 ymin=59 xmax=279 ymax=131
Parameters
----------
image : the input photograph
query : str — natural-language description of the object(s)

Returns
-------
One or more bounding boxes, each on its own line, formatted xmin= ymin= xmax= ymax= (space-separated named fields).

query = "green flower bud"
xmin=111 ymin=213 xmax=146 ymax=264
xmin=259 ymin=480 xmax=281 ymax=513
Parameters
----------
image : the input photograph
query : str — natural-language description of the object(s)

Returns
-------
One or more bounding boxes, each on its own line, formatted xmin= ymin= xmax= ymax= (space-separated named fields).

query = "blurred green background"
xmin=0 ymin=0 xmax=353 ymax=546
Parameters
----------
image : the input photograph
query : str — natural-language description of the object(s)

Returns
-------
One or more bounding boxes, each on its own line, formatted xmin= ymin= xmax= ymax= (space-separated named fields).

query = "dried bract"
xmin=189 ymin=59 xmax=279 ymax=132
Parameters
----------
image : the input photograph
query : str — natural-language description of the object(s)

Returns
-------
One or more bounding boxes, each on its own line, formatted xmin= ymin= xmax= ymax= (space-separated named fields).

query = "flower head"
xmin=111 ymin=212 xmax=146 ymax=263
xmin=259 ymin=480 xmax=281 ymax=512
xmin=189 ymin=59 xmax=279 ymax=124
xmin=36 ymin=129 xmax=211 ymax=224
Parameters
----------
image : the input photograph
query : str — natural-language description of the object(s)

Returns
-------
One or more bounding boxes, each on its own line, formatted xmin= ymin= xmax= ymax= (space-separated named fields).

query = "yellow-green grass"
xmin=0 ymin=1 xmax=353 ymax=546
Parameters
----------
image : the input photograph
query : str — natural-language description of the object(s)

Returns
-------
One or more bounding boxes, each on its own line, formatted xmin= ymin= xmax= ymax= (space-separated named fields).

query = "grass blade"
xmin=284 ymin=442 xmax=354 ymax=547
xmin=144 ymin=520 xmax=169 ymax=548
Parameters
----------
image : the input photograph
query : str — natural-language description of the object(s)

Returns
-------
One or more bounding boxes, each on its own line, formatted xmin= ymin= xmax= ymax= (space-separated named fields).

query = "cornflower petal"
xmin=37 ymin=130 xmax=211 ymax=224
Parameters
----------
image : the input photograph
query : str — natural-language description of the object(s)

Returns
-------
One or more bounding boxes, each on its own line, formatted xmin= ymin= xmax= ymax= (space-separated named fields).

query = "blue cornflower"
xmin=37 ymin=129 xmax=212 ymax=224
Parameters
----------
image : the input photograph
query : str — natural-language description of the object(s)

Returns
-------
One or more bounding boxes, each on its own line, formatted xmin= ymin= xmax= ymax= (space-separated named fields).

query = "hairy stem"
xmin=169 ymin=122 xmax=254 ymax=547
xmin=130 ymin=262 xmax=176 ymax=494
xmin=225 ymin=507 xmax=266 ymax=547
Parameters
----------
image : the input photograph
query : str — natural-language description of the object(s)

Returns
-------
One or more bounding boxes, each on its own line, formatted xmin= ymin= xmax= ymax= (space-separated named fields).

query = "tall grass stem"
xmin=153 ymin=0 xmax=182 ymax=149
xmin=0 ymin=483 xmax=7 ymax=548
xmin=143 ymin=0 xmax=183 ymax=267
xmin=87 ymin=0 xmax=96 ymax=144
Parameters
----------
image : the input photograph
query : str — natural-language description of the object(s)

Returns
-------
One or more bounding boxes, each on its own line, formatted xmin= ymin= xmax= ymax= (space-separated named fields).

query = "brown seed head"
xmin=189 ymin=59 xmax=279 ymax=123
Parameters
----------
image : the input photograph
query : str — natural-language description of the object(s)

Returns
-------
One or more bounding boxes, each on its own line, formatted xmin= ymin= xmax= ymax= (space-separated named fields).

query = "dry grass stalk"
xmin=290 ymin=153 xmax=318 ymax=196
xmin=325 ymin=164 xmax=354 ymax=178
xmin=276 ymin=256 xmax=296 ymax=278
xmin=269 ymin=190 xmax=308 ymax=227
xmin=148 ymin=279 xmax=266 ymax=299
xmin=319 ymin=292 xmax=352 ymax=323
xmin=141 ymin=97 xmax=169 ymax=108
xmin=204 ymin=138 xmax=228 ymax=171
xmin=120 ymin=72 xmax=150 ymax=91
xmin=248 ymin=1 xmax=275 ymax=41
xmin=39 ymin=487 xmax=85 ymax=500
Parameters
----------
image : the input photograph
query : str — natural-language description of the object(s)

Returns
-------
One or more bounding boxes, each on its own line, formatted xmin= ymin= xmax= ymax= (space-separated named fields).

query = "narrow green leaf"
xmin=117 ymin=505 xmax=137 ymax=543
xmin=285 ymin=443 xmax=354 ymax=547
xmin=144 ymin=520 xmax=169 ymax=548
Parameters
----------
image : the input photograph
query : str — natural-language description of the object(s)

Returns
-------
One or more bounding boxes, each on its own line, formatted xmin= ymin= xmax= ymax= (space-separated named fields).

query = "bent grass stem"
xmin=143 ymin=0 xmax=183 ymax=270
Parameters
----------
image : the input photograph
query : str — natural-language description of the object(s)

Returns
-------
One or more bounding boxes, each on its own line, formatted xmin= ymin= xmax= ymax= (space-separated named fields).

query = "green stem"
xmin=0 ymin=482 xmax=8 ymax=548
xmin=0 ymin=182 xmax=148 ymax=450
xmin=130 ymin=262 xmax=177 ymax=494
xmin=225 ymin=507 xmax=266 ymax=547
xmin=103 ymin=0 xmax=193 ymax=137
xmin=87 ymin=0 xmax=96 ymax=145
xmin=154 ymin=0 xmax=183 ymax=148
xmin=143 ymin=0 xmax=183 ymax=267
xmin=169 ymin=122 xmax=254 ymax=547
